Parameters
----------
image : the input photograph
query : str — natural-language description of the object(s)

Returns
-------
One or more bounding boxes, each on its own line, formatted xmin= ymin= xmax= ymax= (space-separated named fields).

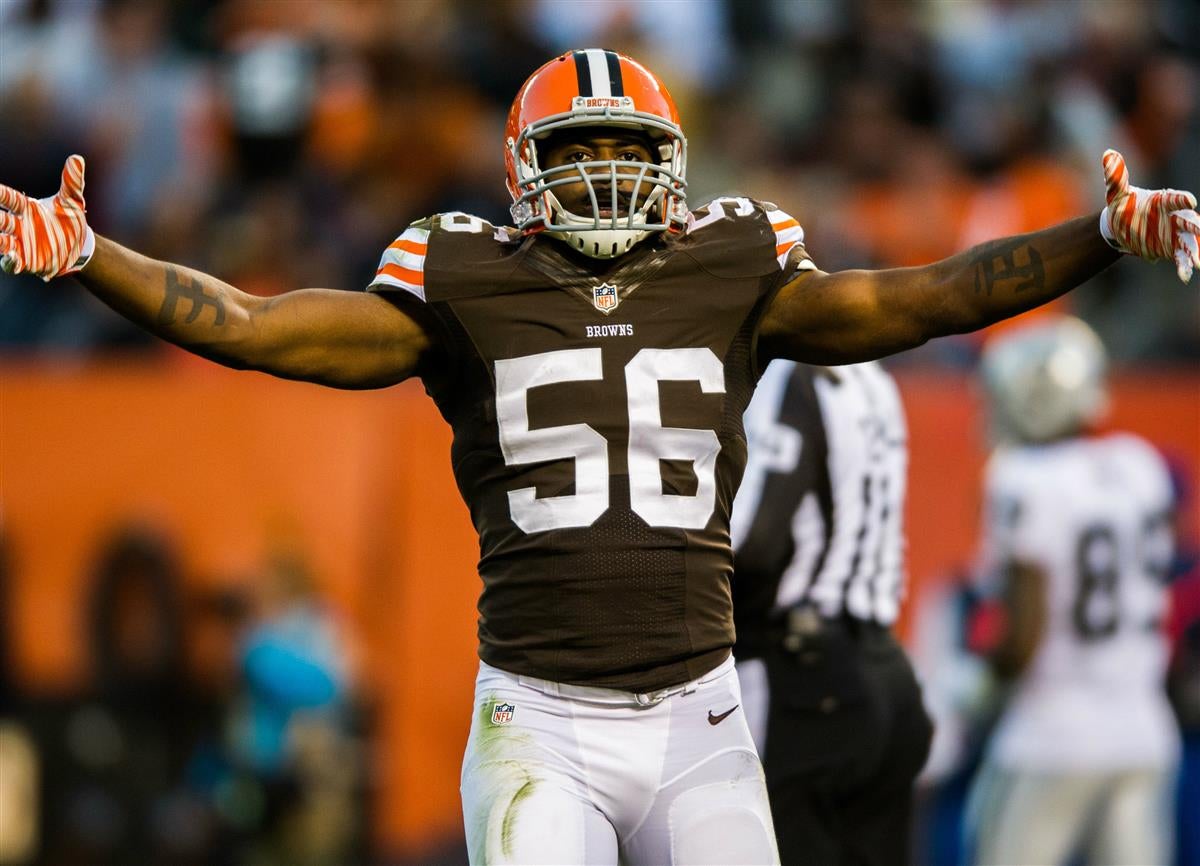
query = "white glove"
xmin=0 ymin=154 xmax=95 ymax=281
xmin=1100 ymin=149 xmax=1200 ymax=284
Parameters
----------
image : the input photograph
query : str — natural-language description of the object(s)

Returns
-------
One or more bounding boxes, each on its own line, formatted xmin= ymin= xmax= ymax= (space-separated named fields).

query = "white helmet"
xmin=980 ymin=316 xmax=1109 ymax=445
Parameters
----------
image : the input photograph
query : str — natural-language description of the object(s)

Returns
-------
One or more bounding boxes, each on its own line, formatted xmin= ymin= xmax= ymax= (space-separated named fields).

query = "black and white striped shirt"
xmin=731 ymin=360 xmax=908 ymax=649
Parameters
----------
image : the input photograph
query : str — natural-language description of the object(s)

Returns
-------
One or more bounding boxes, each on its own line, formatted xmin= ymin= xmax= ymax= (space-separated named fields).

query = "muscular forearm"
xmin=4 ymin=156 xmax=430 ymax=387
xmin=78 ymin=235 xmax=261 ymax=367
xmin=919 ymin=214 xmax=1120 ymax=336
xmin=761 ymin=215 xmax=1124 ymax=365
xmin=75 ymin=234 xmax=431 ymax=388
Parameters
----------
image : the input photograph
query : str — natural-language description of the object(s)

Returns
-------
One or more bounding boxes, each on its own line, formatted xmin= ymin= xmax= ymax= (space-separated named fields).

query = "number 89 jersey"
xmin=369 ymin=199 xmax=814 ymax=691
xmin=979 ymin=432 xmax=1178 ymax=771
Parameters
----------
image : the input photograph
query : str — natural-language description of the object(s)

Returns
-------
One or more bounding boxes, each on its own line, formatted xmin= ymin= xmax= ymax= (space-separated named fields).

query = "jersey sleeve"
xmin=764 ymin=203 xmax=818 ymax=278
xmin=682 ymin=197 xmax=818 ymax=280
xmin=367 ymin=220 xmax=431 ymax=301
xmin=975 ymin=451 xmax=1051 ymax=594
xmin=1111 ymin=434 xmax=1177 ymax=577
xmin=1111 ymin=433 xmax=1175 ymax=513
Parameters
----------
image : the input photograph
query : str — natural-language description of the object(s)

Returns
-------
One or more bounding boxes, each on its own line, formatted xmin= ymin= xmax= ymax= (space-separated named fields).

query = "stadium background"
xmin=0 ymin=1 xmax=1197 ymax=864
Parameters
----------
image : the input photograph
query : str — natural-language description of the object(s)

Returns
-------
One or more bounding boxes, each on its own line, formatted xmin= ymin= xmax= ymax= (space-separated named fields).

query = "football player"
xmin=730 ymin=359 xmax=931 ymax=866
xmin=2 ymin=49 xmax=1197 ymax=865
xmin=967 ymin=317 xmax=1179 ymax=866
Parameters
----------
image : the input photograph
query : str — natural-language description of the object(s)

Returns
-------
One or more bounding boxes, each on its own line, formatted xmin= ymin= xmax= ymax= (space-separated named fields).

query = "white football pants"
xmin=967 ymin=761 xmax=1176 ymax=866
xmin=460 ymin=655 xmax=779 ymax=865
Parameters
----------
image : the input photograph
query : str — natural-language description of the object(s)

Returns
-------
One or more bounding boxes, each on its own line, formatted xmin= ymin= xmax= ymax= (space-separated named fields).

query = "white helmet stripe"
xmin=584 ymin=49 xmax=612 ymax=98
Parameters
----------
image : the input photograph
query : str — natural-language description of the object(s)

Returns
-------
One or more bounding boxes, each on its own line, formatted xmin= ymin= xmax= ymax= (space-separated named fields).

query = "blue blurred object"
xmin=234 ymin=602 xmax=348 ymax=775
xmin=1178 ymin=732 xmax=1200 ymax=866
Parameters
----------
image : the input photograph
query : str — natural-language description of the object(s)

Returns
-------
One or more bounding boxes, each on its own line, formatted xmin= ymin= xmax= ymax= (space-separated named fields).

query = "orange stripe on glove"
xmin=0 ymin=154 xmax=95 ymax=281
xmin=1101 ymin=149 xmax=1200 ymax=283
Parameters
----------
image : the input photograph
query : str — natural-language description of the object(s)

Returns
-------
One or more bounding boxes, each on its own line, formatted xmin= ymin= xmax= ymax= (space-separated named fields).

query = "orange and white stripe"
xmin=768 ymin=207 xmax=814 ymax=271
xmin=0 ymin=154 xmax=92 ymax=280
xmin=371 ymin=225 xmax=429 ymax=300
xmin=1101 ymin=148 xmax=1199 ymax=273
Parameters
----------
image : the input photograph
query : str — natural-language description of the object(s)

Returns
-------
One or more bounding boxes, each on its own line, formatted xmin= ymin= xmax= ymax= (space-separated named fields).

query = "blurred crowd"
xmin=0 ymin=0 xmax=1198 ymax=360
xmin=0 ymin=522 xmax=366 ymax=866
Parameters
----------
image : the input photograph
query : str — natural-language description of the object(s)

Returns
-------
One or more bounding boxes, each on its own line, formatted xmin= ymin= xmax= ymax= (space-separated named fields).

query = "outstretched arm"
xmin=1 ymin=157 xmax=431 ymax=389
xmin=760 ymin=151 xmax=1200 ymax=365
xmin=81 ymin=237 xmax=432 ymax=388
xmin=761 ymin=215 xmax=1116 ymax=364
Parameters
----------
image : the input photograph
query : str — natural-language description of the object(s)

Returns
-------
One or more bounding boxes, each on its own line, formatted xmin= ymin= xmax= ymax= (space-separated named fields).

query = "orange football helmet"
xmin=504 ymin=49 xmax=687 ymax=258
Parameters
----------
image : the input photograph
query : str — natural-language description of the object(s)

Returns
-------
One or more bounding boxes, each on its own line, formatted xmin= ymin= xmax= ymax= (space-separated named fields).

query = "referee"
xmin=732 ymin=360 xmax=934 ymax=866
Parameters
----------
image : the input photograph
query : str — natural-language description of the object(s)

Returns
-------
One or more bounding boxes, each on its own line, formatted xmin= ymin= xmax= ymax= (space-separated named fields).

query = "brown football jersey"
xmin=370 ymin=199 xmax=815 ymax=690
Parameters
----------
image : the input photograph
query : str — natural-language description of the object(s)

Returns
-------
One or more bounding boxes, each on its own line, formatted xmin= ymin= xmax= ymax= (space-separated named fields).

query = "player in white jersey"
xmin=967 ymin=316 xmax=1179 ymax=866
xmin=731 ymin=360 xmax=932 ymax=865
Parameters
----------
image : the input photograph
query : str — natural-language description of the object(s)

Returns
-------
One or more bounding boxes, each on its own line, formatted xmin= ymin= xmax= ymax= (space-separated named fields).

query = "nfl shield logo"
xmin=491 ymin=702 xmax=515 ymax=725
xmin=592 ymin=282 xmax=619 ymax=313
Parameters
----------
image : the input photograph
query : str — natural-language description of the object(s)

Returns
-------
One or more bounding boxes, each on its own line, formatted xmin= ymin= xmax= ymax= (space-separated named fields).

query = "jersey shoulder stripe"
xmin=370 ymin=223 xmax=430 ymax=301
xmin=767 ymin=205 xmax=815 ymax=271
xmin=683 ymin=196 xmax=817 ymax=278
xmin=368 ymin=213 xmax=519 ymax=302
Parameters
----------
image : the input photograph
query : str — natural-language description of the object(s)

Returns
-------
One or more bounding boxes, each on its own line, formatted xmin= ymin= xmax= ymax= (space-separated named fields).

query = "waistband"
xmin=480 ymin=654 xmax=735 ymax=708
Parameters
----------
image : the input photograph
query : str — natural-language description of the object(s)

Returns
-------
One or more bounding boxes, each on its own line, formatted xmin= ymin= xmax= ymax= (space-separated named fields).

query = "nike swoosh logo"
xmin=707 ymin=705 xmax=738 ymax=726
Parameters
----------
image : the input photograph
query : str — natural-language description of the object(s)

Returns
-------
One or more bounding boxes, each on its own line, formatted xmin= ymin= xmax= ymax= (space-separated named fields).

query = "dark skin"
xmin=990 ymin=560 xmax=1048 ymax=679
xmin=537 ymin=128 xmax=657 ymax=219
xmin=74 ymin=131 xmax=1120 ymax=386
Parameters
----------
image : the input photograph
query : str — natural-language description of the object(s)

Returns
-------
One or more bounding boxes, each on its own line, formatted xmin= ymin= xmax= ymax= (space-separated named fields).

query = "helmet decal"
xmin=572 ymin=49 xmax=624 ymax=98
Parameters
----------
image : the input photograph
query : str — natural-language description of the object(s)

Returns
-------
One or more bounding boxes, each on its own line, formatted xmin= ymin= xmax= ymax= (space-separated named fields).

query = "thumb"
xmin=1102 ymin=149 xmax=1128 ymax=206
xmin=58 ymin=155 xmax=86 ymax=208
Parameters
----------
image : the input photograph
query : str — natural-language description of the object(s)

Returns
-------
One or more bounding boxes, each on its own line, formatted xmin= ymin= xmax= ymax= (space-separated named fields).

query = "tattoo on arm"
xmin=158 ymin=267 xmax=226 ymax=326
xmin=972 ymin=239 xmax=1045 ymax=296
